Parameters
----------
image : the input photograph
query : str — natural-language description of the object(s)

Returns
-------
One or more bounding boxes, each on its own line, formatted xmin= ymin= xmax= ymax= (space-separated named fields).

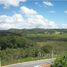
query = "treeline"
xmin=0 ymin=29 xmax=67 ymax=35
xmin=0 ymin=35 xmax=35 ymax=50
xmin=1 ymin=29 xmax=67 ymax=50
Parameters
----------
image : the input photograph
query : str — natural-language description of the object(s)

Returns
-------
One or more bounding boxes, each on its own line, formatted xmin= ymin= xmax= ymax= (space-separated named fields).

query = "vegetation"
xmin=52 ymin=55 xmax=67 ymax=67
xmin=0 ymin=29 xmax=67 ymax=66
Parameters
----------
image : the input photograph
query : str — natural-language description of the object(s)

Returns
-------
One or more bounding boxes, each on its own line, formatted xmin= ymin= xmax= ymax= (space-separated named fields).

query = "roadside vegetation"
xmin=0 ymin=29 xmax=67 ymax=66
xmin=52 ymin=55 xmax=67 ymax=67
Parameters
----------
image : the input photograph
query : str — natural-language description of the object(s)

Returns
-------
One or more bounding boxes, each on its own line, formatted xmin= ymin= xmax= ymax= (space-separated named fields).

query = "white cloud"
xmin=48 ymin=21 xmax=58 ymax=29
xmin=0 ymin=0 xmax=26 ymax=7
xmin=21 ymin=6 xmax=57 ymax=28
xmin=0 ymin=6 xmax=58 ymax=30
xmin=21 ymin=6 xmax=37 ymax=16
xmin=0 ymin=14 xmax=25 ymax=30
xmin=62 ymin=24 xmax=67 ymax=28
xmin=43 ymin=1 xmax=53 ymax=6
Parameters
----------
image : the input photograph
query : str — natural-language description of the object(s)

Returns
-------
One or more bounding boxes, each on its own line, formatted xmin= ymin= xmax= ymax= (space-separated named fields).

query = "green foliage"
xmin=52 ymin=56 xmax=67 ymax=67
xmin=0 ymin=35 xmax=34 ymax=50
xmin=0 ymin=29 xmax=67 ymax=66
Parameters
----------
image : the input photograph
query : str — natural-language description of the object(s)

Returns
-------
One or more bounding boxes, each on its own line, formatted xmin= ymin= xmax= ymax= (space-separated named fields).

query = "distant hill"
xmin=0 ymin=29 xmax=67 ymax=35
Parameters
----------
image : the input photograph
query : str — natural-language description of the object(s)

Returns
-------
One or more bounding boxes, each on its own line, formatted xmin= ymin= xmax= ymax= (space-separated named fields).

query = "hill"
xmin=0 ymin=29 xmax=67 ymax=66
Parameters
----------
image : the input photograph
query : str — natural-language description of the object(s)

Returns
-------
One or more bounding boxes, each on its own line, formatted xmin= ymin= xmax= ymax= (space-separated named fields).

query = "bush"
xmin=52 ymin=56 xmax=67 ymax=67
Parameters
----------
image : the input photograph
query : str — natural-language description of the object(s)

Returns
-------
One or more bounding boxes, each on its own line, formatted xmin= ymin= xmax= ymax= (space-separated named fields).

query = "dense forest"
xmin=0 ymin=29 xmax=67 ymax=66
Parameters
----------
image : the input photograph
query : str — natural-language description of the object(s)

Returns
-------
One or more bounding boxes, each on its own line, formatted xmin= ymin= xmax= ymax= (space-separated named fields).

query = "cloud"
xmin=48 ymin=21 xmax=58 ymax=28
xmin=21 ymin=6 xmax=58 ymax=28
xmin=62 ymin=24 xmax=67 ymax=28
xmin=0 ymin=14 xmax=25 ymax=30
xmin=43 ymin=1 xmax=53 ymax=6
xmin=0 ymin=6 xmax=58 ymax=30
xmin=21 ymin=6 xmax=37 ymax=16
xmin=64 ymin=10 xmax=67 ymax=14
xmin=0 ymin=0 xmax=26 ymax=7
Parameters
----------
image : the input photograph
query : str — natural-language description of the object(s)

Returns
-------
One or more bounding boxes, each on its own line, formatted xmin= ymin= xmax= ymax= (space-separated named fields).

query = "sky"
xmin=0 ymin=0 xmax=67 ymax=30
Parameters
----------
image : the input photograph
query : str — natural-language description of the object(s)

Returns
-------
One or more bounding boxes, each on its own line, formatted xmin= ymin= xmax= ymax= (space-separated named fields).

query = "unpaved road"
xmin=2 ymin=59 xmax=54 ymax=67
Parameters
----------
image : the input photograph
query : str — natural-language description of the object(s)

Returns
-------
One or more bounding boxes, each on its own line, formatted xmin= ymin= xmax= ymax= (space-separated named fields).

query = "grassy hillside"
xmin=0 ymin=29 xmax=67 ymax=66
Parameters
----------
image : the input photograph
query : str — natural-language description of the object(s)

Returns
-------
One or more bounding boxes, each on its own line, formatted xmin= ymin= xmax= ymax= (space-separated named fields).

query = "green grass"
xmin=27 ymin=33 xmax=67 ymax=38
xmin=0 ymin=59 xmax=1 ymax=67
xmin=36 ymin=41 xmax=67 ymax=54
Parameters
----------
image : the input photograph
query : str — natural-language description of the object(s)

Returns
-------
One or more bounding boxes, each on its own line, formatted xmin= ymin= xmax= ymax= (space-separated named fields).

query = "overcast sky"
xmin=0 ymin=0 xmax=67 ymax=30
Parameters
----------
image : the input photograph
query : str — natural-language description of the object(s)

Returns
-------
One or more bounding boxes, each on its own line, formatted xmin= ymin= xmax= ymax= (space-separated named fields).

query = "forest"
xmin=0 ymin=29 xmax=67 ymax=66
